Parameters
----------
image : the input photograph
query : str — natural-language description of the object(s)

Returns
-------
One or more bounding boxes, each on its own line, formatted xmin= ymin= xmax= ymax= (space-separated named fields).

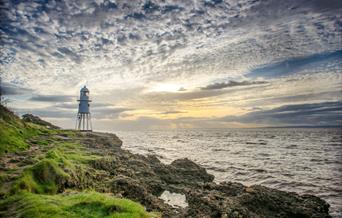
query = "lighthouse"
xmin=75 ymin=86 xmax=92 ymax=131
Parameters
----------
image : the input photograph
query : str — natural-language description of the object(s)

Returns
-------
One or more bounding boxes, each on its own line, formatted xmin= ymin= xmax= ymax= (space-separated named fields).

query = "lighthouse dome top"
xmin=80 ymin=86 xmax=89 ymax=92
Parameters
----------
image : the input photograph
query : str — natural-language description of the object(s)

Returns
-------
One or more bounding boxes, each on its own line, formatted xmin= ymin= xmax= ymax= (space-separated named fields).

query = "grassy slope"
xmin=0 ymin=105 xmax=158 ymax=218
xmin=0 ymin=105 xmax=42 ymax=155
xmin=0 ymin=192 xmax=155 ymax=218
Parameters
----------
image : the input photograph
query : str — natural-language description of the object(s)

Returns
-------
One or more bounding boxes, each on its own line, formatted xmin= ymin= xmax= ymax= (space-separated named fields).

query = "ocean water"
xmin=115 ymin=128 xmax=342 ymax=217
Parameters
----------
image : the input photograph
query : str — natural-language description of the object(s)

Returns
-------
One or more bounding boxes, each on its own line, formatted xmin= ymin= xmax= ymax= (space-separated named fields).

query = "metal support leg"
xmin=76 ymin=113 xmax=92 ymax=131
xmin=83 ymin=114 xmax=85 ymax=131
xmin=78 ymin=114 xmax=82 ymax=130
xmin=75 ymin=114 xmax=78 ymax=130
xmin=86 ymin=113 xmax=89 ymax=131
xmin=89 ymin=113 xmax=93 ymax=131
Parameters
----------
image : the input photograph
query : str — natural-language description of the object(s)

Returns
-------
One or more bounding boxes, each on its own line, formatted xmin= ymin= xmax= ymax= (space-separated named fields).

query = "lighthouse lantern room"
xmin=76 ymin=86 xmax=92 ymax=131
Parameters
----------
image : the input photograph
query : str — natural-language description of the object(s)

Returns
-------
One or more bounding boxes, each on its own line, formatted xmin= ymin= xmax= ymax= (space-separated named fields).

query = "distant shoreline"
xmin=261 ymin=125 xmax=342 ymax=129
xmin=89 ymin=126 xmax=342 ymax=132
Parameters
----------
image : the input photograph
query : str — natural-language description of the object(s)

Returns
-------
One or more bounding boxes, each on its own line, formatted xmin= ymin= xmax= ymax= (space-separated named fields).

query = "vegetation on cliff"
xmin=0 ymin=105 xmax=158 ymax=218
xmin=0 ymin=191 xmax=154 ymax=218
xmin=0 ymin=105 xmax=42 ymax=155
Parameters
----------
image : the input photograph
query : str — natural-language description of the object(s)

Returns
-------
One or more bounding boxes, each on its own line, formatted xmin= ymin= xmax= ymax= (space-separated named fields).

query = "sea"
xmin=115 ymin=128 xmax=342 ymax=217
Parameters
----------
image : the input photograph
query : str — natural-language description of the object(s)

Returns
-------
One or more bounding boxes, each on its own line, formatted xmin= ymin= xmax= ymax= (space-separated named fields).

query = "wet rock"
xmin=90 ymin=154 xmax=165 ymax=196
xmin=111 ymin=176 xmax=180 ymax=217
xmin=184 ymin=183 xmax=331 ymax=218
xmin=81 ymin=132 xmax=122 ymax=151
xmin=237 ymin=185 xmax=331 ymax=218
xmin=111 ymin=176 xmax=148 ymax=201
xmin=168 ymin=158 xmax=214 ymax=185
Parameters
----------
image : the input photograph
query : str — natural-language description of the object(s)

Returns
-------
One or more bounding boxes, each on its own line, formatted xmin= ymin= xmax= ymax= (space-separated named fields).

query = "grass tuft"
xmin=12 ymin=158 xmax=70 ymax=194
xmin=0 ymin=191 xmax=159 ymax=218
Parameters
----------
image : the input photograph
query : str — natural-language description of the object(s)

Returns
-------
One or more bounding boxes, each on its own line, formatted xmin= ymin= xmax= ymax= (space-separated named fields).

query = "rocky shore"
xmin=0 ymin=109 xmax=332 ymax=217
xmin=76 ymin=132 xmax=332 ymax=217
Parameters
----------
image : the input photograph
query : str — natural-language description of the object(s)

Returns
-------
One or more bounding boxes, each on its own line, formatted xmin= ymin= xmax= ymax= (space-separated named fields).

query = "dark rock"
xmin=168 ymin=158 xmax=215 ymax=184
xmin=111 ymin=176 xmax=179 ymax=217
xmin=238 ymin=185 xmax=331 ymax=218
xmin=81 ymin=132 xmax=122 ymax=150
xmin=112 ymin=176 xmax=148 ymax=201
xmin=184 ymin=183 xmax=331 ymax=218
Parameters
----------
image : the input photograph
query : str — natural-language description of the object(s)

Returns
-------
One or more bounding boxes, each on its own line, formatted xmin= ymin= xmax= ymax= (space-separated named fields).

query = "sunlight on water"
xmin=159 ymin=190 xmax=188 ymax=208
xmin=116 ymin=128 xmax=342 ymax=217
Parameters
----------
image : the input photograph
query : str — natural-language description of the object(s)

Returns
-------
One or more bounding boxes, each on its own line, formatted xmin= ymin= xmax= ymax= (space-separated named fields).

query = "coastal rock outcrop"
xmin=69 ymin=132 xmax=331 ymax=218
xmin=185 ymin=182 xmax=330 ymax=218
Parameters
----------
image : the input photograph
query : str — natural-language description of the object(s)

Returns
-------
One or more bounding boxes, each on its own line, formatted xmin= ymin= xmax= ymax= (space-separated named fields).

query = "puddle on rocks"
xmin=159 ymin=190 xmax=188 ymax=208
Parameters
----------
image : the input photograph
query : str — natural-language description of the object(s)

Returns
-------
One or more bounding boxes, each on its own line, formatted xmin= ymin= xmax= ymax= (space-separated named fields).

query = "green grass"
xmin=10 ymin=141 xmax=101 ymax=195
xmin=0 ymin=191 xmax=159 ymax=218
xmin=12 ymin=158 xmax=70 ymax=195
xmin=0 ymin=119 xmax=42 ymax=155
xmin=52 ymin=141 xmax=102 ymax=163
xmin=6 ymin=143 xmax=160 ymax=217
xmin=0 ymin=104 xmax=77 ymax=156
xmin=0 ymin=105 xmax=43 ymax=155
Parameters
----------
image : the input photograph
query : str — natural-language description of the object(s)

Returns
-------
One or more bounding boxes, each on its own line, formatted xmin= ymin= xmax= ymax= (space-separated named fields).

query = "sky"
xmin=0 ymin=0 xmax=341 ymax=131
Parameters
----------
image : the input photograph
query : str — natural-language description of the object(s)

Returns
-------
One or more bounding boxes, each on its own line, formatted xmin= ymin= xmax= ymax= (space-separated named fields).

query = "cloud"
xmin=247 ymin=50 xmax=342 ymax=78
xmin=220 ymin=101 xmax=342 ymax=126
xmin=55 ymin=102 xmax=116 ymax=109
xmin=13 ymin=105 xmax=131 ymax=120
xmin=160 ymin=110 xmax=185 ymax=115
xmin=55 ymin=103 xmax=78 ymax=109
xmin=143 ymin=83 xmax=270 ymax=103
xmin=30 ymin=95 xmax=75 ymax=102
xmin=14 ymin=107 xmax=75 ymax=119
xmin=56 ymin=47 xmax=82 ymax=63
xmin=0 ymin=0 xmax=341 ymax=129
xmin=204 ymin=0 xmax=223 ymax=7
xmin=1 ymin=0 xmax=341 ymax=90
xmin=92 ymin=107 xmax=131 ymax=119
xmin=1 ymin=82 xmax=32 ymax=95
xmin=201 ymin=80 xmax=268 ymax=90
xmin=246 ymin=91 xmax=342 ymax=107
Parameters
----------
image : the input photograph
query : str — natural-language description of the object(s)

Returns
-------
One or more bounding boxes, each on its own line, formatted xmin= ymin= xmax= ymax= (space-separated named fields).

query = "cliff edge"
xmin=0 ymin=105 xmax=331 ymax=217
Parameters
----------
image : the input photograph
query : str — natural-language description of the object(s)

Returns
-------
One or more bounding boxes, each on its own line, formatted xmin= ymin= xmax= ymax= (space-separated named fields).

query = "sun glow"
xmin=149 ymin=83 xmax=184 ymax=93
